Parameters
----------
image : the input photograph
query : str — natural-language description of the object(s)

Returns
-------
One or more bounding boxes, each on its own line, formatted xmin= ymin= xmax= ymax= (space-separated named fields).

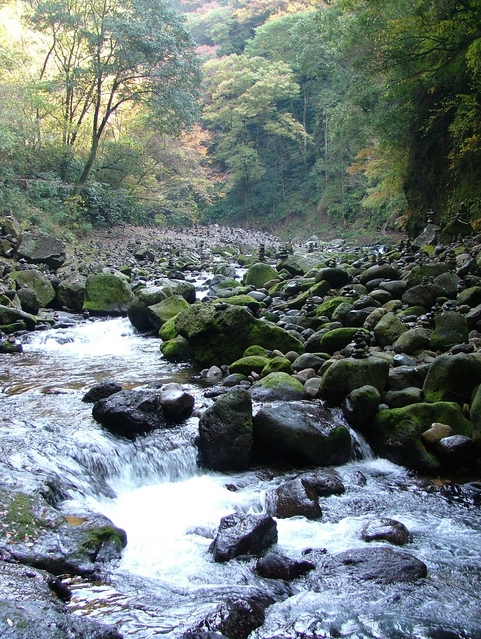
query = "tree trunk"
xmin=73 ymin=133 xmax=100 ymax=196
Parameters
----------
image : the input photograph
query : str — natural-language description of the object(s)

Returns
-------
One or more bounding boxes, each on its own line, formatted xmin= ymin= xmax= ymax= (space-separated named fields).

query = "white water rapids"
xmin=1 ymin=316 xmax=481 ymax=638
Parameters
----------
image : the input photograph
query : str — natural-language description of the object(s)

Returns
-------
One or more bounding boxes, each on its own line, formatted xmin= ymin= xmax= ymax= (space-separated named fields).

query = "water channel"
xmin=1 ymin=311 xmax=481 ymax=639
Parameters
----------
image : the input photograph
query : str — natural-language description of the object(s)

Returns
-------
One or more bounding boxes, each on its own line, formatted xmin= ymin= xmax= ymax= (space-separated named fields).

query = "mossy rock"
xmin=319 ymin=356 xmax=390 ymax=406
xmin=398 ymin=306 xmax=428 ymax=317
xmin=373 ymin=312 xmax=407 ymax=347
xmin=160 ymin=336 xmax=194 ymax=361
xmin=423 ymin=352 xmax=481 ymax=403
xmin=261 ymin=356 xmax=293 ymax=377
xmin=159 ymin=316 xmax=178 ymax=340
xmin=0 ymin=303 xmax=37 ymax=330
xmin=230 ymin=355 xmax=270 ymax=376
xmin=127 ymin=280 xmax=196 ymax=331
xmin=221 ymin=294 xmax=265 ymax=313
xmin=317 ymin=327 xmax=367 ymax=355
xmin=429 ymin=311 xmax=468 ymax=352
xmin=147 ymin=294 xmax=190 ymax=330
xmin=244 ymin=262 xmax=279 ymax=288
xmin=83 ymin=271 xmax=134 ymax=315
xmin=368 ymin=401 xmax=473 ymax=472
xmin=11 ymin=269 xmax=56 ymax=307
xmin=174 ymin=303 xmax=304 ymax=367
xmin=315 ymin=296 xmax=346 ymax=319
xmin=244 ymin=345 xmax=268 ymax=357
xmin=250 ymin=372 xmax=304 ymax=401
xmin=403 ymin=263 xmax=451 ymax=288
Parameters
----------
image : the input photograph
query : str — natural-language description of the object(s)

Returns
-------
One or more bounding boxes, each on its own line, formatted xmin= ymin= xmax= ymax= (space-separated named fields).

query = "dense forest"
xmin=1 ymin=0 xmax=481 ymax=239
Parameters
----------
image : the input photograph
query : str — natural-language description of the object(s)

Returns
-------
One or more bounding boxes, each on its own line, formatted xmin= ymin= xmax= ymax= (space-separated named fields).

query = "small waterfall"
xmin=331 ymin=408 xmax=375 ymax=461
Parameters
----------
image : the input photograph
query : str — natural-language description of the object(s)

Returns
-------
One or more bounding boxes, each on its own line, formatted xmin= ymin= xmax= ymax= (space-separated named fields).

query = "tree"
xmin=27 ymin=0 xmax=202 ymax=194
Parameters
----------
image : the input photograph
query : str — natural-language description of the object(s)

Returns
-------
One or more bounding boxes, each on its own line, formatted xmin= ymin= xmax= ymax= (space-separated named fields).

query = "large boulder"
xmin=0 ymin=304 xmax=37 ymax=330
xmin=147 ymin=294 xmax=190 ymax=331
xmin=250 ymin=372 xmax=304 ymax=401
xmin=197 ymin=389 xmax=253 ymax=471
xmin=56 ymin=274 xmax=86 ymax=311
xmin=83 ymin=271 xmax=133 ymax=314
xmin=373 ymin=312 xmax=407 ymax=347
xmin=92 ymin=389 xmax=166 ymax=438
xmin=10 ymin=269 xmax=56 ymax=308
xmin=252 ymin=401 xmax=351 ymax=466
xmin=319 ymin=356 xmax=390 ymax=406
xmin=429 ymin=311 xmax=469 ymax=352
xmin=367 ymin=401 xmax=473 ymax=471
xmin=16 ymin=232 xmax=66 ymax=270
xmin=127 ymin=280 xmax=196 ymax=331
xmin=244 ymin=262 xmax=279 ymax=288
xmin=423 ymin=352 xmax=481 ymax=403
xmin=361 ymin=518 xmax=412 ymax=545
xmin=174 ymin=303 xmax=304 ymax=367
xmin=210 ymin=513 xmax=277 ymax=562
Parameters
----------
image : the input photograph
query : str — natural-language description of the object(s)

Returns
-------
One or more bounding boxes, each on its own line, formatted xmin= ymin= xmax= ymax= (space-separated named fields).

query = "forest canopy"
xmin=1 ymin=0 xmax=480 ymax=238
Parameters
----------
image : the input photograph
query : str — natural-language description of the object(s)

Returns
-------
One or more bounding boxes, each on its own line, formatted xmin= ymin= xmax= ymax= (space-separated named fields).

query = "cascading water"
xmin=2 ymin=315 xmax=481 ymax=639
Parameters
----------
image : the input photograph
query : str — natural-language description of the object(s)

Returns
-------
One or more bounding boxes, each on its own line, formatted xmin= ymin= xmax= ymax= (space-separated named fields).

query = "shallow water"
xmin=1 ymin=316 xmax=481 ymax=638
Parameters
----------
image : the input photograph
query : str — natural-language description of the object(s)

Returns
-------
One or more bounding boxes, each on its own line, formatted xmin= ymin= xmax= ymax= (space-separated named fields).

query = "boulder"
xmin=160 ymin=336 xmax=194 ymax=361
xmin=435 ymin=435 xmax=478 ymax=471
xmin=11 ymin=269 xmax=56 ymax=307
xmin=383 ymin=387 xmax=424 ymax=409
xmin=16 ymin=232 xmax=66 ymax=270
xmin=420 ymin=422 xmax=453 ymax=445
xmin=360 ymin=264 xmax=400 ymax=286
xmin=160 ymin=383 xmax=195 ymax=422
xmin=314 ymin=547 xmax=427 ymax=584
xmin=83 ymin=271 xmax=134 ymax=314
xmin=210 ymin=513 xmax=277 ymax=562
xmin=386 ymin=364 xmax=430 ymax=392
xmin=147 ymin=294 xmax=190 ymax=330
xmin=197 ymin=389 xmax=253 ymax=471
xmin=229 ymin=355 xmax=270 ymax=376
xmin=265 ymin=477 xmax=322 ymax=520
xmin=260 ymin=356 xmax=293 ymax=377
xmin=368 ymin=401 xmax=473 ymax=471
xmin=342 ymin=384 xmax=381 ymax=430
xmin=403 ymin=263 xmax=450 ymax=288
xmin=319 ymin=356 xmax=390 ymax=406
xmin=252 ymin=401 xmax=351 ymax=466
xmin=256 ymin=553 xmax=315 ymax=580
xmin=401 ymin=284 xmax=438 ymax=309
xmin=174 ymin=303 xmax=304 ymax=368
xmin=292 ymin=353 xmax=326 ymax=373
xmin=0 ymin=303 xmax=37 ymax=330
xmin=92 ymin=389 xmax=166 ymax=438
xmin=314 ymin=327 xmax=367 ymax=355
xmin=429 ymin=311 xmax=469 ymax=352
xmin=300 ymin=469 xmax=345 ymax=496
xmin=315 ymin=267 xmax=350 ymax=288
xmin=361 ymin=518 xmax=412 ymax=545
xmin=373 ymin=312 xmax=407 ymax=347
xmin=250 ymin=372 xmax=304 ymax=401
xmin=56 ymin=274 xmax=86 ymax=311
xmin=423 ymin=352 xmax=481 ymax=403
xmin=82 ymin=381 xmax=123 ymax=403
xmin=243 ymin=262 xmax=279 ymax=288
xmin=393 ymin=327 xmax=431 ymax=355
xmin=187 ymin=597 xmax=268 ymax=639
xmin=127 ymin=280 xmax=196 ymax=331
xmin=16 ymin=287 xmax=40 ymax=314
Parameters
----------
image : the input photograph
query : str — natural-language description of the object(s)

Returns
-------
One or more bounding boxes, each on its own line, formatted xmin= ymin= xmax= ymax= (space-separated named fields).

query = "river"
xmin=1 ymin=315 xmax=481 ymax=638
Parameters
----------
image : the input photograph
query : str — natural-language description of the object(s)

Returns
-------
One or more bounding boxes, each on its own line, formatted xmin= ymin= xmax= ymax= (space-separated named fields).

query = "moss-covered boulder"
xmin=174 ymin=303 xmax=304 ymax=367
xmin=403 ymin=263 xmax=451 ymax=288
xmin=127 ymin=280 xmax=196 ymax=331
xmin=315 ymin=296 xmax=346 ymax=319
xmin=159 ymin=316 xmax=178 ymax=340
xmin=197 ymin=389 xmax=253 ymax=471
xmin=316 ymin=327 xmax=367 ymax=355
xmin=147 ymin=294 xmax=190 ymax=330
xmin=429 ymin=311 xmax=469 ymax=352
xmin=11 ymin=269 xmax=56 ymax=307
xmin=0 ymin=303 xmax=37 ymax=330
xmin=342 ymin=384 xmax=381 ymax=430
xmin=221 ymin=294 xmax=265 ymax=313
xmin=393 ymin=327 xmax=431 ymax=355
xmin=229 ymin=355 xmax=270 ymax=376
xmin=253 ymin=401 xmax=351 ymax=466
xmin=423 ymin=352 xmax=481 ymax=403
xmin=250 ymin=372 xmax=304 ymax=401
xmin=83 ymin=271 xmax=133 ymax=315
xmin=160 ymin=336 xmax=194 ymax=361
xmin=368 ymin=402 xmax=473 ymax=471
xmin=373 ymin=312 xmax=407 ymax=347
xmin=319 ymin=356 xmax=390 ymax=406
xmin=56 ymin=274 xmax=87 ymax=311
xmin=244 ymin=262 xmax=279 ymax=288
xmin=261 ymin=355 xmax=293 ymax=377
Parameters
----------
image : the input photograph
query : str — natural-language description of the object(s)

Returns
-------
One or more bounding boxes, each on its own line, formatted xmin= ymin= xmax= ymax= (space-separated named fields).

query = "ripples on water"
xmin=1 ymin=317 xmax=481 ymax=638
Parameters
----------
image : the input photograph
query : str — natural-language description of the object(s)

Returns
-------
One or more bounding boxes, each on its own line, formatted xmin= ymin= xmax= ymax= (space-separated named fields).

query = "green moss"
xmin=0 ymin=490 xmax=53 ymax=542
xmin=159 ymin=316 xmax=178 ymax=340
xmin=315 ymin=296 xmax=346 ymax=319
xmin=81 ymin=524 xmax=127 ymax=552
xmin=230 ymin=355 xmax=270 ymax=375
xmin=261 ymin=356 xmax=293 ymax=377
xmin=243 ymin=345 xmax=268 ymax=357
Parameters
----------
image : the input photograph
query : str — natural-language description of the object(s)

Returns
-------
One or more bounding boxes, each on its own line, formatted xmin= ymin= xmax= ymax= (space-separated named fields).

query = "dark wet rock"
xmin=56 ymin=274 xmax=87 ymax=311
xmin=379 ymin=280 xmax=406 ymax=299
xmin=82 ymin=381 xmax=123 ymax=403
xmin=361 ymin=517 xmax=412 ymax=545
xmin=265 ymin=477 xmax=322 ymax=520
xmin=92 ymin=389 xmax=166 ymax=438
xmin=210 ymin=513 xmax=277 ymax=562
xmin=316 ymin=267 xmax=350 ymax=288
xmin=16 ymin=232 xmax=66 ymax=270
xmin=16 ymin=286 xmax=41 ymax=314
xmin=253 ymin=401 xmax=351 ymax=467
xmin=189 ymin=596 xmax=270 ymax=639
xmin=314 ymin=547 xmax=427 ymax=585
xmin=360 ymin=264 xmax=400 ymax=286
xmin=319 ymin=356 xmax=390 ymax=406
xmin=291 ymin=353 xmax=326 ymax=373
xmin=0 ymin=488 xmax=127 ymax=577
xmin=423 ymin=352 xmax=481 ymax=403
xmin=179 ymin=634 xmax=228 ymax=639
xmin=429 ymin=311 xmax=469 ymax=352
xmin=435 ymin=435 xmax=477 ymax=471
xmin=342 ymin=384 xmax=381 ymax=430
xmin=160 ymin=382 xmax=195 ymax=422
xmin=300 ymin=469 xmax=345 ymax=496
xmin=368 ymin=401 xmax=472 ymax=471
xmin=197 ymin=389 xmax=253 ymax=471
xmin=0 ymin=561 xmax=122 ymax=639
xmin=402 ymin=284 xmax=439 ymax=309
xmin=256 ymin=552 xmax=315 ymax=580
xmin=383 ymin=387 xmax=424 ymax=409
xmin=386 ymin=364 xmax=430 ymax=392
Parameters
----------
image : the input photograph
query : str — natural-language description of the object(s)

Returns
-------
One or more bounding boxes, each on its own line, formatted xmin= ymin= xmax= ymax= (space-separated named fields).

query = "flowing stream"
xmin=1 ymin=315 xmax=481 ymax=638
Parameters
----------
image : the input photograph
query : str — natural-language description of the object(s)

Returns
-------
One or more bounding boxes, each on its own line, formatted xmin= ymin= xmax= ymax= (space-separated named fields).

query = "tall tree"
xmin=27 ymin=0 xmax=202 ymax=194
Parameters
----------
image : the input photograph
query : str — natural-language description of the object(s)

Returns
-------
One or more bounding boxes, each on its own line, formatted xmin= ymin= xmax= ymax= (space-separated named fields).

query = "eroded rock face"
xmin=210 ymin=513 xmax=278 ymax=563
